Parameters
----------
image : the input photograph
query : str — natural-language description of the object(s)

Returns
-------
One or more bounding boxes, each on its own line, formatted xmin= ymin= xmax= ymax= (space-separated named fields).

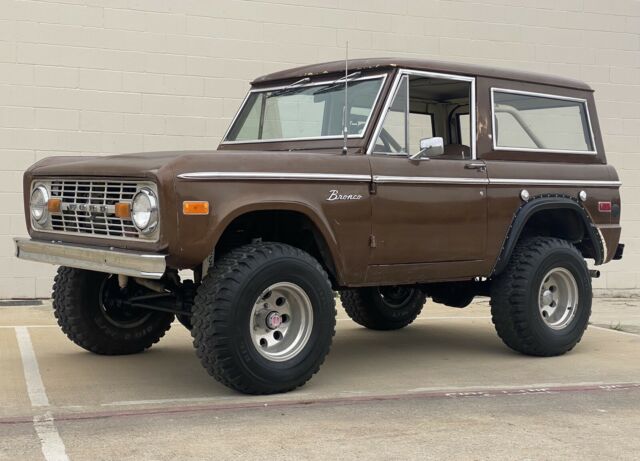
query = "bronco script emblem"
xmin=327 ymin=189 xmax=363 ymax=201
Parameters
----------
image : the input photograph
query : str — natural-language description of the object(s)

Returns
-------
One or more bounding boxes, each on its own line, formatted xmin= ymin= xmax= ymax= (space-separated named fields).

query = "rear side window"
xmin=491 ymin=89 xmax=595 ymax=153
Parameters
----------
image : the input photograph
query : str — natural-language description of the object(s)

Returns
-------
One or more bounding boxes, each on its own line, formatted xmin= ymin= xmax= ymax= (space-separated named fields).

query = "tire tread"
xmin=490 ymin=237 xmax=591 ymax=357
xmin=191 ymin=242 xmax=336 ymax=395
xmin=52 ymin=267 xmax=173 ymax=355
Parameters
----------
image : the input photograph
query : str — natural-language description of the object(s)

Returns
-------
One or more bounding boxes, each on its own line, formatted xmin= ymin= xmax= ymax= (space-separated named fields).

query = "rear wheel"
xmin=340 ymin=286 xmax=426 ymax=330
xmin=191 ymin=242 xmax=336 ymax=395
xmin=490 ymin=237 xmax=592 ymax=356
xmin=52 ymin=267 xmax=174 ymax=355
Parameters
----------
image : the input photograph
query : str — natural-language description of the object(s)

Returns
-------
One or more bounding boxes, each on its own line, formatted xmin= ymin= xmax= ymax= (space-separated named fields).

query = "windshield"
xmin=224 ymin=76 xmax=385 ymax=143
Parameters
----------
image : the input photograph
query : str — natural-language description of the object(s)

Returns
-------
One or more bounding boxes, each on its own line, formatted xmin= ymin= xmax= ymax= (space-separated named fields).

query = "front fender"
xmin=170 ymin=178 xmax=372 ymax=285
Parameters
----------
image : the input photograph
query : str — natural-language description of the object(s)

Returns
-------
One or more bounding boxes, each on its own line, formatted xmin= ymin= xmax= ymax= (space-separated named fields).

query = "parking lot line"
xmin=15 ymin=327 xmax=49 ymax=408
xmin=33 ymin=412 xmax=69 ymax=461
xmin=589 ymin=325 xmax=639 ymax=337
xmin=14 ymin=326 xmax=69 ymax=461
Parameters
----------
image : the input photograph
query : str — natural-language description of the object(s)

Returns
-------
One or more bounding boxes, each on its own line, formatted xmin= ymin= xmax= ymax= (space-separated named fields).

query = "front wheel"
xmin=340 ymin=286 xmax=426 ymax=330
xmin=52 ymin=268 xmax=174 ymax=355
xmin=191 ymin=243 xmax=336 ymax=395
xmin=490 ymin=237 xmax=592 ymax=357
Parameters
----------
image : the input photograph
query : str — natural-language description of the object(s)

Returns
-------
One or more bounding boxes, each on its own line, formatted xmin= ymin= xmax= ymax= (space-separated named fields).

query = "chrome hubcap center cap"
xmin=542 ymin=289 xmax=554 ymax=307
xmin=266 ymin=311 xmax=283 ymax=330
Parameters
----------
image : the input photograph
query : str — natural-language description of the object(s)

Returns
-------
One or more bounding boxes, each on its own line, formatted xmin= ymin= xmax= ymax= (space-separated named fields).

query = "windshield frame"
xmin=221 ymin=73 xmax=388 ymax=145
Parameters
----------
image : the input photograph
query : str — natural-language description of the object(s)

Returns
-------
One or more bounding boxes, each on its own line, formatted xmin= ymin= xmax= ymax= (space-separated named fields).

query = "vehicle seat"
xmin=438 ymin=144 xmax=470 ymax=160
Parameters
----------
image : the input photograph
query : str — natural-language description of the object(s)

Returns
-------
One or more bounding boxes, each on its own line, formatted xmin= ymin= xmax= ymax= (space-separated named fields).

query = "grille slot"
xmin=48 ymin=180 xmax=144 ymax=240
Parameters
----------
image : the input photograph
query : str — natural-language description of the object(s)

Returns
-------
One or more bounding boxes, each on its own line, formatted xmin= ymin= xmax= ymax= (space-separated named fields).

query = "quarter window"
xmin=492 ymin=90 xmax=594 ymax=153
xmin=373 ymin=75 xmax=409 ymax=154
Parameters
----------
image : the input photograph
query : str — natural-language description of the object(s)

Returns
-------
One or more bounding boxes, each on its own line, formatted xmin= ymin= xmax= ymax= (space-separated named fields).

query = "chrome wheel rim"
xmin=249 ymin=282 xmax=314 ymax=362
xmin=538 ymin=267 xmax=579 ymax=330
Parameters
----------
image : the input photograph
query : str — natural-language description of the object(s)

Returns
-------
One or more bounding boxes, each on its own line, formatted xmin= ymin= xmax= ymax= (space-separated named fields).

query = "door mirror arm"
xmin=410 ymin=137 xmax=444 ymax=161
xmin=409 ymin=149 xmax=431 ymax=161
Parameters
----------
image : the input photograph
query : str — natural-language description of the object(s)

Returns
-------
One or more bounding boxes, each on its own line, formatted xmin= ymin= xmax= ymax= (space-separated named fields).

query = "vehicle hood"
xmin=26 ymin=150 xmax=372 ymax=181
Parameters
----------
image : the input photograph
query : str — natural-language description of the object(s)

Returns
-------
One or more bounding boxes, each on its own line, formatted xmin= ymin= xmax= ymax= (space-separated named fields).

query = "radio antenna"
xmin=341 ymin=41 xmax=349 ymax=155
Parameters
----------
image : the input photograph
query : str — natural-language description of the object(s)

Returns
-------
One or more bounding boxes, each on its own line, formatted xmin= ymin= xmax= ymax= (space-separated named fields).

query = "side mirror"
xmin=409 ymin=137 xmax=444 ymax=160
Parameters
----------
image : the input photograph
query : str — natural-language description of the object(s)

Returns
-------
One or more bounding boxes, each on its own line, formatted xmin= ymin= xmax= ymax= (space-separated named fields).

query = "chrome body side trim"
xmin=373 ymin=175 xmax=489 ymax=185
xmin=488 ymin=178 xmax=622 ymax=187
xmin=366 ymin=69 xmax=477 ymax=160
xmin=14 ymin=238 xmax=167 ymax=280
xmin=220 ymin=74 xmax=388 ymax=144
xmin=178 ymin=172 xmax=372 ymax=182
xmin=178 ymin=171 xmax=621 ymax=188
xmin=490 ymin=87 xmax=597 ymax=155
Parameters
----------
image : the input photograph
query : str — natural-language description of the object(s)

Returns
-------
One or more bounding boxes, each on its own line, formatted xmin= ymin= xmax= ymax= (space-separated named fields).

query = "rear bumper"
xmin=14 ymin=238 xmax=166 ymax=279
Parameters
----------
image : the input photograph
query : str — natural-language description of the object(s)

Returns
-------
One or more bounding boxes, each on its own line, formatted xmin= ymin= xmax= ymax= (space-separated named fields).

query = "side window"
xmin=494 ymin=111 xmax=537 ymax=148
xmin=374 ymin=74 xmax=473 ymax=159
xmin=492 ymin=90 xmax=594 ymax=152
xmin=409 ymin=111 xmax=434 ymax=152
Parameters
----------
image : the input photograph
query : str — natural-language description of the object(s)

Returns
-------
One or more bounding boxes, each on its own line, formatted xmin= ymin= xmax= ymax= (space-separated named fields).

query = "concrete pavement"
xmin=1 ymin=298 xmax=639 ymax=460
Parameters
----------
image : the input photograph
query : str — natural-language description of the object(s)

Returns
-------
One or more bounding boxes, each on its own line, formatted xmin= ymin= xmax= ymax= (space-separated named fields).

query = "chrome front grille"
xmin=46 ymin=180 xmax=144 ymax=240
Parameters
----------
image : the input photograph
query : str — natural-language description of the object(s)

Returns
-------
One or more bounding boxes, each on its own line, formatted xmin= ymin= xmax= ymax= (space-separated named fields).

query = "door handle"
xmin=465 ymin=162 xmax=486 ymax=171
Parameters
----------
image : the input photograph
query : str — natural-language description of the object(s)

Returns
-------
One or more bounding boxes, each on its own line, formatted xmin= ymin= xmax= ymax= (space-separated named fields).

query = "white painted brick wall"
xmin=0 ymin=0 xmax=638 ymax=298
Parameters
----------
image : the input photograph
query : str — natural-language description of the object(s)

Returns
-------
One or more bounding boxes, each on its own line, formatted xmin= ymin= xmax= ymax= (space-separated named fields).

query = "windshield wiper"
xmin=266 ymin=77 xmax=311 ymax=98
xmin=312 ymin=71 xmax=362 ymax=96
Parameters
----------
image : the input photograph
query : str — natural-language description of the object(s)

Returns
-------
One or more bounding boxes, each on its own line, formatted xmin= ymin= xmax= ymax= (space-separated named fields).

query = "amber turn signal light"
xmin=47 ymin=198 xmax=62 ymax=213
xmin=183 ymin=201 xmax=210 ymax=216
xmin=115 ymin=202 xmax=132 ymax=218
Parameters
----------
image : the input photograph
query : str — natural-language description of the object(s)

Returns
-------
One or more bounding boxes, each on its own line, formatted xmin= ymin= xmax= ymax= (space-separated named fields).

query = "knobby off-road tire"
xmin=340 ymin=286 xmax=427 ymax=330
xmin=191 ymin=242 xmax=336 ymax=395
xmin=490 ymin=237 xmax=592 ymax=357
xmin=52 ymin=267 xmax=174 ymax=355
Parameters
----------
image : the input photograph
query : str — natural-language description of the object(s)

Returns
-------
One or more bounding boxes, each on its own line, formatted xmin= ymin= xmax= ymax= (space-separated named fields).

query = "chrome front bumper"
xmin=14 ymin=238 xmax=166 ymax=279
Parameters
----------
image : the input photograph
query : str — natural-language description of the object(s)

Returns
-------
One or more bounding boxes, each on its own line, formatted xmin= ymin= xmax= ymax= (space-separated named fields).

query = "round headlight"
xmin=131 ymin=188 xmax=158 ymax=234
xmin=30 ymin=185 xmax=50 ymax=224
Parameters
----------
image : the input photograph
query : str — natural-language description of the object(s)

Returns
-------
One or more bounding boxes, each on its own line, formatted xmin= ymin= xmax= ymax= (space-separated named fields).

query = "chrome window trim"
xmin=221 ymin=74 xmax=388 ymax=144
xmin=490 ymin=87 xmax=597 ymax=155
xmin=178 ymin=172 xmax=372 ymax=182
xmin=366 ymin=69 xmax=477 ymax=160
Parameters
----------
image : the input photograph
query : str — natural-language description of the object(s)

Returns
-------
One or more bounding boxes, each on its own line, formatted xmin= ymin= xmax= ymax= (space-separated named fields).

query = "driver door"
xmin=368 ymin=71 xmax=488 ymax=269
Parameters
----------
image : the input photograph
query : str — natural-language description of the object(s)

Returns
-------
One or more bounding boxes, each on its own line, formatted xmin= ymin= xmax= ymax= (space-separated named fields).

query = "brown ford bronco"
xmin=16 ymin=58 xmax=624 ymax=395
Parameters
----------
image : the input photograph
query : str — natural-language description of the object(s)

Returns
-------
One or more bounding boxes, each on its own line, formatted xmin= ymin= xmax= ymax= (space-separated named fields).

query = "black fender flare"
xmin=491 ymin=196 xmax=603 ymax=277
